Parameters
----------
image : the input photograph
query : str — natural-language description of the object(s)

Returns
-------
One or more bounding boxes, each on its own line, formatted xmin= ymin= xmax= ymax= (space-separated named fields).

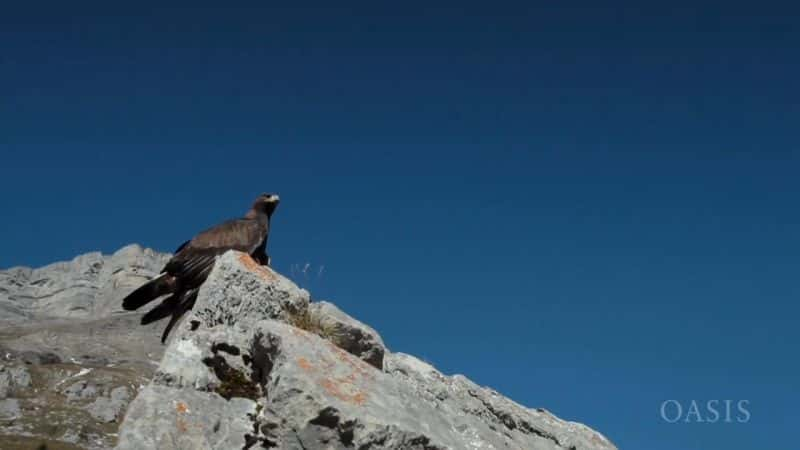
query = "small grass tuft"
xmin=287 ymin=309 xmax=335 ymax=341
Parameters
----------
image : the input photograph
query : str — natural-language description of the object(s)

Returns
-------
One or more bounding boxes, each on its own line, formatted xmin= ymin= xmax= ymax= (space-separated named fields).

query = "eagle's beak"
xmin=270 ymin=195 xmax=280 ymax=203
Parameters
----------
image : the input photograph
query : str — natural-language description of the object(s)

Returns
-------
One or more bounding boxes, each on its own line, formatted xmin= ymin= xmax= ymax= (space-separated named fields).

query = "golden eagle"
xmin=122 ymin=193 xmax=280 ymax=342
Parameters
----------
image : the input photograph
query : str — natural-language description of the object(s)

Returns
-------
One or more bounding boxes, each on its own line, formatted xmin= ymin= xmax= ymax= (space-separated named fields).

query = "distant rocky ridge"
xmin=0 ymin=246 xmax=617 ymax=450
xmin=0 ymin=244 xmax=170 ymax=322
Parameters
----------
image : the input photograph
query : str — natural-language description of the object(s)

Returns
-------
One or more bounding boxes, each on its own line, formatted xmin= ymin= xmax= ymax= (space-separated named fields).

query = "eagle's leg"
xmin=252 ymin=247 xmax=270 ymax=267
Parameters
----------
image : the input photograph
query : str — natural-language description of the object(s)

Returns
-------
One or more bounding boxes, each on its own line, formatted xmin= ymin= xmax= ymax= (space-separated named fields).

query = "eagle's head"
xmin=252 ymin=193 xmax=280 ymax=217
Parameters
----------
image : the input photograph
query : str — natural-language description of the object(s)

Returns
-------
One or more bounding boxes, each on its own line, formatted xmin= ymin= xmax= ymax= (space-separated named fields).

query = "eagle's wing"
xmin=186 ymin=218 xmax=268 ymax=251
xmin=163 ymin=218 xmax=267 ymax=289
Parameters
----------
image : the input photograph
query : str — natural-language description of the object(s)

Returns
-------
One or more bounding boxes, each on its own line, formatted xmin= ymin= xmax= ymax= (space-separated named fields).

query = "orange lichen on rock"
xmin=327 ymin=343 xmax=376 ymax=381
xmin=297 ymin=352 xmax=371 ymax=406
xmin=290 ymin=327 xmax=314 ymax=341
xmin=297 ymin=356 xmax=315 ymax=372
xmin=321 ymin=378 xmax=368 ymax=406
xmin=175 ymin=401 xmax=190 ymax=432
xmin=238 ymin=253 xmax=276 ymax=281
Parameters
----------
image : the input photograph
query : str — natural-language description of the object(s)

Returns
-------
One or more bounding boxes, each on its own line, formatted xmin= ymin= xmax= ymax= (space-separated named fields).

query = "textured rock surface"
xmin=117 ymin=251 xmax=617 ymax=450
xmin=0 ymin=399 xmax=21 ymax=420
xmin=187 ymin=252 xmax=310 ymax=332
xmin=86 ymin=386 xmax=132 ymax=423
xmin=308 ymin=301 xmax=386 ymax=370
xmin=0 ymin=365 xmax=31 ymax=399
xmin=63 ymin=380 xmax=99 ymax=402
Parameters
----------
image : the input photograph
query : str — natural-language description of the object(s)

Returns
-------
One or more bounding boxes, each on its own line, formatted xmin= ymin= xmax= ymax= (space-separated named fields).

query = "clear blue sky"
xmin=2 ymin=2 xmax=797 ymax=448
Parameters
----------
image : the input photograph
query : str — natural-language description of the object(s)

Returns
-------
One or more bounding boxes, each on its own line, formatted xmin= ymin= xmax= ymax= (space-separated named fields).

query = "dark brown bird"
xmin=122 ymin=193 xmax=280 ymax=342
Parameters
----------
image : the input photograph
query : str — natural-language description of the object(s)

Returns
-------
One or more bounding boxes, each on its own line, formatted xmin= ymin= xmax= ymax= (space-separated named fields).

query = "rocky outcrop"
xmin=0 ymin=246 xmax=616 ymax=449
xmin=117 ymin=251 xmax=616 ymax=450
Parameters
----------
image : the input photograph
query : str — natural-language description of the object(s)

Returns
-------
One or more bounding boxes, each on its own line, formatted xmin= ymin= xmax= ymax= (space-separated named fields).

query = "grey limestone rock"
xmin=63 ymin=379 xmax=99 ymax=402
xmin=188 ymin=251 xmax=310 ymax=331
xmin=308 ymin=300 xmax=386 ymax=370
xmin=0 ymin=245 xmax=171 ymax=450
xmin=86 ymin=386 xmax=132 ymax=423
xmin=0 ymin=246 xmax=616 ymax=449
xmin=0 ymin=364 xmax=31 ymax=399
xmin=117 ymin=250 xmax=617 ymax=450
xmin=0 ymin=398 xmax=21 ymax=420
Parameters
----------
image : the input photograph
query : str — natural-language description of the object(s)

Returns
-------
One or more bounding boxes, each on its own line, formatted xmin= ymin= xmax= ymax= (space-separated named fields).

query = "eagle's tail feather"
xmin=140 ymin=295 xmax=178 ymax=325
xmin=160 ymin=289 xmax=198 ymax=344
xmin=122 ymin=274 xmax=175 ymax=311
